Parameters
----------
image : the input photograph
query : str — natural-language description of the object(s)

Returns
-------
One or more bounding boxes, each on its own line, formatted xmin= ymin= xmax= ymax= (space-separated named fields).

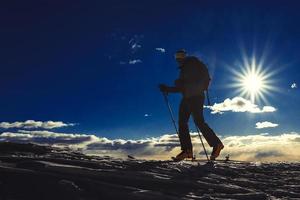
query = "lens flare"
xmin=228 ymin=52 xmax=278 ymax=104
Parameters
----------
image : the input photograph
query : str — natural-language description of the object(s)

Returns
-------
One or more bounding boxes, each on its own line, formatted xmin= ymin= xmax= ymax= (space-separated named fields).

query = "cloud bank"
xmin=1 ymin=129 xmax=299 ymax=162
xmin=206 ymin=97 xmax=276 ymax=114
xmin=256 ymin=121 xmax=278 ymax=129
xmin=0 ymin=130 xmax=98 ymax=148
xmin=0 ymin=120 xmax=75 ymax=129
xmin=222 ymin=133 xmax=300 ymax=161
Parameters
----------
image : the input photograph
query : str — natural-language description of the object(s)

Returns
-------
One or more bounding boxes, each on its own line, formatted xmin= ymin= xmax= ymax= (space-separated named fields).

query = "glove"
xmin=159 ymin=84 xmax=169 ymax=93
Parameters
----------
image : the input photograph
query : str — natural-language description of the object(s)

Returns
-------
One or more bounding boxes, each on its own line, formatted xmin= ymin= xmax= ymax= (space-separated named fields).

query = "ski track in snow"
xmin=0 ymin=143 xmax=299 ymax=200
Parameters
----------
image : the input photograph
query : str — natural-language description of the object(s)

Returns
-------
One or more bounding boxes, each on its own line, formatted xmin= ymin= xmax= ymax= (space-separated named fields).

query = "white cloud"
xmin=0 ymin=120 xmax=75 ymax=129
xmin=2 ymin=129 xmax=299 ymax=161
xmin=206 ymin=97 xmax=276 ymax=114
xmin=85 ymin=132 xmax=300 ymax=161
xmin=129 ymin=59 xmax=142 ymax=65
xmin=291 ymin=83 xmax=297 ymax=89
xmin=256 ymin=121 xmax=278 ymax=129
xmin=261 ymin=106 xmax=276 ymax=112
xmin=144 ymin=114 xmax=151 ymax=117
xmin=222 ymin=133 xmax=300 ymax=161
xmin=0 ymin=130 xmax=99 ymax=148
xmin=131 ymin=43 xmax=141 ymax=50
xmin=129 ymin=35 xmax=143 ymax=53
xmin=155 ymin=48 xmax=166 ymax=53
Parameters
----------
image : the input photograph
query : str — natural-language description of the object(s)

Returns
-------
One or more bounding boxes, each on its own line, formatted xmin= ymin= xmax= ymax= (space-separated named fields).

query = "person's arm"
xmin=167 ymin=85 xmax=182 ymax=93
xmin=159 ymin=84 xmax=182 ymax=93
xmin=159 ymin=68 xmax=184 ymax=93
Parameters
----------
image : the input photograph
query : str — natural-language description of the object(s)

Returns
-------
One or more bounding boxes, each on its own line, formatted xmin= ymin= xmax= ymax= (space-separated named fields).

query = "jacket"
xmin=176 ymin=56 xmax=210 ymax=98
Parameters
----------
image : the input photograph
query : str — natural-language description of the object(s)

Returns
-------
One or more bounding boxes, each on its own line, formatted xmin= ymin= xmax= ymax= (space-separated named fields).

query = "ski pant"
xmin=178 ymin=94 xmax=221 ymax=151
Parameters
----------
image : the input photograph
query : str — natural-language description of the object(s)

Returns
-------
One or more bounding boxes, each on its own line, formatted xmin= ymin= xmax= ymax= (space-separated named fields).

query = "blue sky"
xmin=1 ymin=0 xmax=300 ymax=147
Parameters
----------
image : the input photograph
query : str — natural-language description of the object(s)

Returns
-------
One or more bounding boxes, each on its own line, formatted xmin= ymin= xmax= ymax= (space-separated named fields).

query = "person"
xmin=159 ymin=49 xmax=224 ymax=161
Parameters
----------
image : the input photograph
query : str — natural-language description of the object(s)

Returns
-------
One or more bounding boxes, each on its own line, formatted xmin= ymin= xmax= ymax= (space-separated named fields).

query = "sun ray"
xmin=229 ymin=51 xmax=278 ymax=104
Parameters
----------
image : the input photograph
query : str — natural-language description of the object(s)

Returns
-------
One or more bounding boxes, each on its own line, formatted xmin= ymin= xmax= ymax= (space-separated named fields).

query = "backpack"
xmin=183 ymin=56 xmax=211 ymax=91
xmin=200 ymin=61 xmax=211 ymax=91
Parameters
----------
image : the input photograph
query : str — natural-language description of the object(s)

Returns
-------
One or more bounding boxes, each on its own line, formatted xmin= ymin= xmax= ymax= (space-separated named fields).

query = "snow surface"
xmin=0 ymin=142 xmax=299 ymax=199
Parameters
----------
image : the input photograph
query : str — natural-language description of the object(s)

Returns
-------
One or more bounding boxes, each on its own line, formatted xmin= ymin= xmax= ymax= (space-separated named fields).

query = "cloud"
xmin=262 ymin=106 xmax=276 ymax=112
xmin=129 ymin=59 xmax=142 ymax=65
xmin=222 ymin=133 xmax=300 ymax=161
xmin=206 ymin=97 xmax=276 ymax=114
xmin=291 ymin=83 xmax=297 ymax=89
xmin=155 ymin=48 xmax=166 ymax=53
xmin=131 ymin=43 xmax=141 ymax=50
xmin=1 ymin=129 xmax=299 ymax=161
xmin=129 ymin=35 xmax=143 ymax=53
xmin=0 ymin=120 xmax=75 ymax=129
xmin=86 ymin=139 xmax=153 ymax=151
xmin=0 ymin=130 xmax=98 ymax=148
xmin=256 ymin=121 xmax=278 ymax=129
xmin=144 ymin=114 xmax=151 ymax=117
xmin=84 ymin=133 xmax=191 ymax=158
xmin=117 ymin=34 xmax=144 ymax=65
xmin=84 ymin=132 xmax=300 ymax=161
xmin=254 ymin=151 xmax=283 ymax=159
xmin=120 ymin=59 xmax=143 ymax=65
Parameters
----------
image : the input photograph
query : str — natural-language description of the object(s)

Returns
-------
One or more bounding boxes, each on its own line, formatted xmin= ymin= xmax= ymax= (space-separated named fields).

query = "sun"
xmin=240 ymin=68 xmax=267 ymax=102
xmin=243 ymin=73 xmax=263 ymax=94
xmin=228 ymin=53 xmax=277 ymax=104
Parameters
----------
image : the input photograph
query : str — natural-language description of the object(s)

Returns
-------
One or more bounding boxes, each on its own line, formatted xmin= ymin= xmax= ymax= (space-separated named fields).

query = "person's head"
xmin=175 ymin=49 xmax=186 ymax=65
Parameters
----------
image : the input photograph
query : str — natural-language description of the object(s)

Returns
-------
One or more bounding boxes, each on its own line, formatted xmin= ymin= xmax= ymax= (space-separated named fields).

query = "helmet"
xmin=175 ymin=49 xmax=186 ymax=60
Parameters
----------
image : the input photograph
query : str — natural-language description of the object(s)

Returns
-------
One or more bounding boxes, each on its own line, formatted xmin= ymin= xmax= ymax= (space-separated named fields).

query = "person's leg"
xmin=189 ymin=95 xmax=222 ymax=147
xmin=178 ymin=98 xmax=193 ymax=152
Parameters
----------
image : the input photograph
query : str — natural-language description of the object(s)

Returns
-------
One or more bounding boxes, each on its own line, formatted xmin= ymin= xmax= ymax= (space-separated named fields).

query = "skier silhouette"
xmin=159 ymin=49 xmax=224 ymax=161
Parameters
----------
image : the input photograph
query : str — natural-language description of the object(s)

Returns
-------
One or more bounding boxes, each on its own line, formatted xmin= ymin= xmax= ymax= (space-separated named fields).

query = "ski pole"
xmin=162 ymin=92 xmax=179 ymax=136
xmin=195 ymin=126 xmax=210 ymax=162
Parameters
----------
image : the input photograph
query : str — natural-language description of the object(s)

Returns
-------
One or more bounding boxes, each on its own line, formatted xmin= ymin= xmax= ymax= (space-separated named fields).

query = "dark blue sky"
xmin=1 ymin=0 xmax=300 ymax=139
